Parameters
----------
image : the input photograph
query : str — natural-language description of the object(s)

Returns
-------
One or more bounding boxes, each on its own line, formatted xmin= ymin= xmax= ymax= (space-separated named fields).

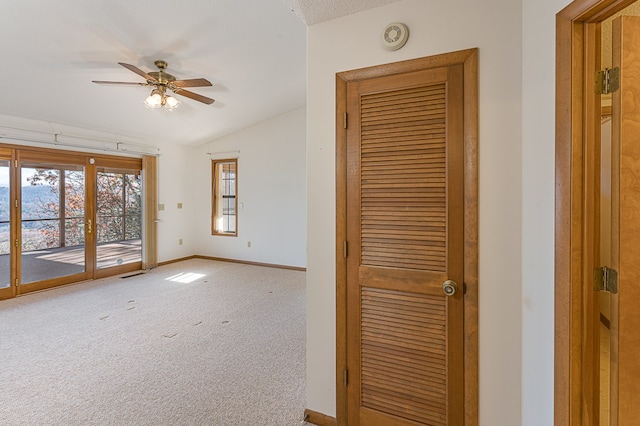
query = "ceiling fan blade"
xmin=118 ymin=62 xmax=157 ymax=82
xmin=172 ymin=78 xmax=213 ymax=88
xmin=92 ymin=80 xmax=148 ymax=86
xmin=173 ymin=88 xmax=215 ymax=105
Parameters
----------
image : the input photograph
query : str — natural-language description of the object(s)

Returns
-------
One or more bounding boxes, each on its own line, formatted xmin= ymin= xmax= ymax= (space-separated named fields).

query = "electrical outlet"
xmin=158 ymin=203 xmax=165 ymax=211
xmin=179 ymin=239 xmax=183 ymax=246
xmin=177 ymin=202 xmax=183 ymax=209
xmin=247 ymin=241 xmax=251 ymax=248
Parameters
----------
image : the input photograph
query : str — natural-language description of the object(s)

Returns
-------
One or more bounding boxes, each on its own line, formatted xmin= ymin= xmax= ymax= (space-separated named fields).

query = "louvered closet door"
xmin=346 ymin=65 xmax=464 ymax=425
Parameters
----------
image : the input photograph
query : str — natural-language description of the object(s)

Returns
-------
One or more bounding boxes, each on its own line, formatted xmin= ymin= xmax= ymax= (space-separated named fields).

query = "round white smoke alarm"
xmin=382 ymin=22 xmax=409 ymax=50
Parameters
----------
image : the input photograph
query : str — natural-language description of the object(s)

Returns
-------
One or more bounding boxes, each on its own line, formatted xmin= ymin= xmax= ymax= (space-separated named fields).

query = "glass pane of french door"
xmin=21 ymin=163 xmax=86 ymax=284
xmin=0 ymin=160 xmax=10 ymax=289
xmin=96 ymin=168 xmax=142 ymax=269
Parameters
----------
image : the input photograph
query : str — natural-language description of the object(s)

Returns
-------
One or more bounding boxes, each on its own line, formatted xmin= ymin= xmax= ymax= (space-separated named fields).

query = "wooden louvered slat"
xmin=362 ymin=214 xmax=445 ymax=221
xmin=362 ymin=149 xmax=445 ymax=159
xmin=362 ymin=342 xmax=447 ymax=364
xmin=363 ymin=305 xmax=445 ymax=324
xmin=362 ymin=134 xmax=446 ymax=146
xmin=361 ymin=252 xmax=444 ymax=264
xmin=362 ymin=144 xmax=445 ymax=154
xmin=362 ymin=219 xmax=445 ymax=227
xmin=361 ymin=96 xmax=445 ymax=109
xmin=361 ymin=90 xmax=446 ymax=106
xmin=363 ymin=222 xmax=445 ymax=230
xmin=362 ymin=94 xmax=447 ymax=110
xmin=362 ymin=318 xmax=445 ymax=336
xmin=361 ymin=287 xmax=447 ymax=425
xmin=362 ymin=124 xmax=445 ymax=137
xmin=361 ymin=351 xmax=446 ymax=379
xmin=362 ymin=378 xmax=446 ymax=405
xmin=361 ymin=110 xmax=446 ymax=125
xmin=359 ymin=83 xmax=447 ymax=272
xmin=362 ymin=152 xmax=445 ymax=163
xmin=362 ymin=165 xmax=444 ymax=174
xmin=362 ymin=373 xmax=446 ymax=402
xmin=362 ymin=393 xmax=446 ymax=425
xmin=361 ymin=86 xmax=446 ymax=104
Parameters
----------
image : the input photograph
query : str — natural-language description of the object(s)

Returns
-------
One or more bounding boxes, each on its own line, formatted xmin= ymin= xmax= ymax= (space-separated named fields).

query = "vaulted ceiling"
xmin=1 ymin=0 xmax=400 ymax=147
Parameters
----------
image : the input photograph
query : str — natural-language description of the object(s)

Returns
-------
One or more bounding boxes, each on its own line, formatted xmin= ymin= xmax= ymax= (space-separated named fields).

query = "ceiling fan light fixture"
xmin=164 ymin=95 xmax=180 ymax=110
xmin=95 ymin=60 xmax=214 ymax=108
xmin=144 ymin=89 xmax=163 ymax=109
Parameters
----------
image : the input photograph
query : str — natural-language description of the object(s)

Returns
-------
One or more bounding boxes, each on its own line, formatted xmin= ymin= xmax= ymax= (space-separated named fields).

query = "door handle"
xmin=442 ymin=280 xmax=458 ymax=296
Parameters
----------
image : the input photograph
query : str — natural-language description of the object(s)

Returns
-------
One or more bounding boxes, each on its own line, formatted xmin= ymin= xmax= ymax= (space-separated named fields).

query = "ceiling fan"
xmin=93 ymin=60 xmax=215 ymax=109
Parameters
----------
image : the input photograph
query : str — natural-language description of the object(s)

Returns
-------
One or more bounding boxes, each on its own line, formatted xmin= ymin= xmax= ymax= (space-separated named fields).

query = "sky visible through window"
xmin=0 ymin=167 xmax=38 ymax=187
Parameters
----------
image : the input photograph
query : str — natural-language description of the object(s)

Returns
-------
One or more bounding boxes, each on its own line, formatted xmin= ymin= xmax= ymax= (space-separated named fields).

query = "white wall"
xmin=521 ymin=0 xmax=567 ymax=424
xmin=306 ymin=0 xmax=524 ymax=424
xmin=156 ymin=141 xmax=196 ymax=263
xmin=192 ymin=107 xmax=307 ymax=268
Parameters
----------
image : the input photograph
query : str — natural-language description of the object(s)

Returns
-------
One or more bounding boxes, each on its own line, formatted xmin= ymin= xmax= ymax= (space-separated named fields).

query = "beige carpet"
xmin=0 ymin=259 xmax=306 ymax=425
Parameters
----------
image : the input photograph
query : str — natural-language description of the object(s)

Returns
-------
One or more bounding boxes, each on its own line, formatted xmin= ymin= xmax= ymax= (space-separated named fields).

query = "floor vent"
xmin=120 ymin=272 xmax=145 ymax=279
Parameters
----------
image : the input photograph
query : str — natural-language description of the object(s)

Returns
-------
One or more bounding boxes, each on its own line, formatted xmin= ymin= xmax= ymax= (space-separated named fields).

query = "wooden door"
xmin=337 ymin=50 xmax=477 ymax=426
xmin=609 ymin=15 xmax=640 ymax=425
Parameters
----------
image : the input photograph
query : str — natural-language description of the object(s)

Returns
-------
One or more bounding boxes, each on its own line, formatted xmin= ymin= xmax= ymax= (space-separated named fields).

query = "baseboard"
xmin=158 ymin=255 xmax=198 ymax=266
xmin=193 ymin=255 xmax=306 ymax=272
xmin=303 ymin=409 xmax=337 ymax=426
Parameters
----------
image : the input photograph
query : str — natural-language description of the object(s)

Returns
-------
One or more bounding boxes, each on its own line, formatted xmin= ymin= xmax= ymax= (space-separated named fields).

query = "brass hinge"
xmin=15 ymin=239 xmax=18 ymax=248
xmin=596 ymin=67 xmax=620 ymax=95
xmin=343 ymin=369 xmax=348 ymax=386
xmin=15 ymin=278 xmax=18 ymax=287
xmin=14 ymin=159 xmax=17 ymax=168
xmin=343 ymin=241 xmax=348 ymax=258
xmin=343 ymin=112 xmax=348 ymax=129
xmin=594 ymin=266 xmax=618 ymax=294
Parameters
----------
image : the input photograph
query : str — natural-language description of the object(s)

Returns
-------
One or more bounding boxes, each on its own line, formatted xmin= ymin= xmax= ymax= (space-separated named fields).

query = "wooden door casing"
xmin=610 ymin=15 xmax=640 ymax=425
xmin=555 ymin=1 xmax=639 ymax=424
xmin=336 ymin=49 xmax=478 ymax=426
xmin=0 ymin=148 xmax=16 ymax=300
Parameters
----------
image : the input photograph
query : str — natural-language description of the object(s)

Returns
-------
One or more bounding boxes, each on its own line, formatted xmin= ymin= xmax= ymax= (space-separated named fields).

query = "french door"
xmin=0 ymin=146 xmax=145 ymax=299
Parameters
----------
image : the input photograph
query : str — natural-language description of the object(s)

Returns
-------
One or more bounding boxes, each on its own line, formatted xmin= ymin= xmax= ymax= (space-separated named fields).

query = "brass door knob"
xmin=442 ymin=280 xmax=458 ymax=296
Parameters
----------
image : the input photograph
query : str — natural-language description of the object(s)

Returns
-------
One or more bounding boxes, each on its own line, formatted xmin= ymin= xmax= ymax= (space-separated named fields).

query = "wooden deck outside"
xmin=0 ymin=239 xmax=141 ymax=286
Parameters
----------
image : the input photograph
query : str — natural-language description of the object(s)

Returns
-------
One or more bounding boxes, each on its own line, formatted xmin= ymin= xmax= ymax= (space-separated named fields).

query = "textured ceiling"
xmin=0 ymin=0 xmax=397 ymax=149
xmin=282 ymin=0 xmax=403 ymax=25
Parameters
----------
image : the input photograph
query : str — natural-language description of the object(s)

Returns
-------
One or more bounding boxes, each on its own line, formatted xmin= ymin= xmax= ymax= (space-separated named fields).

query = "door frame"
xmin=335 ymin=48 xmax=479 ymax=425
xmin=555 ymin=0 xmax=637 ymax=424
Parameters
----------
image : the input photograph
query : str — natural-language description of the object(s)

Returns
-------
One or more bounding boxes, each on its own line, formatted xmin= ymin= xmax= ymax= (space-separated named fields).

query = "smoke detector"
xmin=381 ymin=22 xmax=409 ymax=51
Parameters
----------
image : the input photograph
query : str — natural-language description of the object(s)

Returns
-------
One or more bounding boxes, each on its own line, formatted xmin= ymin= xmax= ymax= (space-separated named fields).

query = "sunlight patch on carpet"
xmin=165 ymin=272 xmax=206 ymax=283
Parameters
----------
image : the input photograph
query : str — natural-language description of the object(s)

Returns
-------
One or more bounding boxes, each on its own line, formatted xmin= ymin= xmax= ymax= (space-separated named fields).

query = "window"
xmin=212 ymin=159 xmax=237 ymax=236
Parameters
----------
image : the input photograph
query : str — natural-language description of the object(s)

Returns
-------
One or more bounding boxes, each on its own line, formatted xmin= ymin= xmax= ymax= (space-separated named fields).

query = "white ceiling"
xmin=0 ymin=0 xmax=399 ymax=148
xmin=282 ymin=0 xmax=403 ymax=25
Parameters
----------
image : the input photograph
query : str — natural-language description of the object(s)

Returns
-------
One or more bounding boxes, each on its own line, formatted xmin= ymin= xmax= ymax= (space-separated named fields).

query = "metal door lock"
xmin=443 ymin=280 xmax=458 ymax=296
